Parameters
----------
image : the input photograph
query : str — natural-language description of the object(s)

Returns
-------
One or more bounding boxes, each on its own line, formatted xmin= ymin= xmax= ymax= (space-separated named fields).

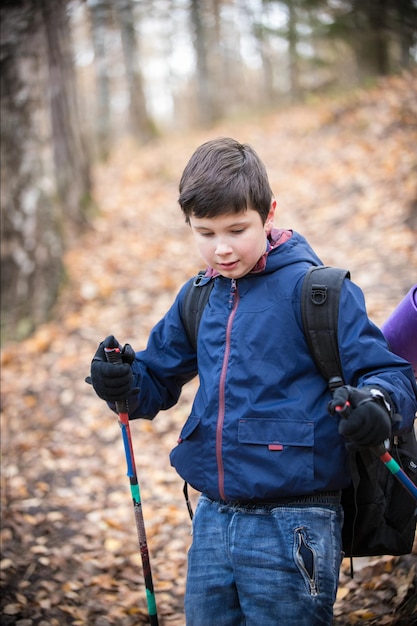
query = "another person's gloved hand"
xmin=88 ymin=335 xmax=136 ymax=402
xmin=328 ymin=385 xmax=392 ymax=447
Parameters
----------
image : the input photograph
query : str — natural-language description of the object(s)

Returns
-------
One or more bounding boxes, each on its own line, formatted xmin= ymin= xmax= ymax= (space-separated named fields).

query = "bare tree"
xmin=114 ymin=0 xmax=155 ymax=142
xmin=350 ymin=0 xmax=390 ymax=79
xmin=189 ymin=0 xmax=217 ymax=126
xmin=87 ymin=0 xmax=112 ymax=159
xmin=43 ymin=0 xmax=91 ymax=223
xmin=1 ymin=0 xmax=91 ymax=339
xmin=308 ymin=0 xmax=417 ymax=82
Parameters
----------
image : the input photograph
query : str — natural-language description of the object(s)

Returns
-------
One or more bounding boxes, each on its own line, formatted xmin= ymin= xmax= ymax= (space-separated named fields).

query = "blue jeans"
xmin=185 ymin=494 xmax=344 ymax=626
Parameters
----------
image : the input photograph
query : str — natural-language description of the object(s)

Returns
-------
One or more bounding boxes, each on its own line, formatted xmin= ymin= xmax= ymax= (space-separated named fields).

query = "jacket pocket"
xmin=236 ymin=418 xmax=314 ymax=498
xmin=170 ymin=416 xmax=206 ymax=492
xmin=294 ymin=526 xmax=319 ymax=596
xmin=175 ymin=416 xmax=200 ymax=443
xmin=238 ymin=418 xmax=313 ymax=447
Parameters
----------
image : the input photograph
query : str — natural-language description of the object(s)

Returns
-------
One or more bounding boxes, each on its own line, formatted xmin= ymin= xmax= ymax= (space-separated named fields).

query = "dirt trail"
xmin=1 ymin=72 xmax=417 ymax=625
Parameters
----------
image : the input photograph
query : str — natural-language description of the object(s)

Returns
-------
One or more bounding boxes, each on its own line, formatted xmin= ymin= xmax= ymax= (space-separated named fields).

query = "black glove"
xmin=328 ymin=385 xmax=392 ymax=447
xmin=88 ymin=335 xmax=136 ymax=402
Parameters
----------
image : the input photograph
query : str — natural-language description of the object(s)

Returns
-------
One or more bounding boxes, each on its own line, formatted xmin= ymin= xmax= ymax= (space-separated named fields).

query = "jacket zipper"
xmin=217 ymin=279 xmax=239 ymax=500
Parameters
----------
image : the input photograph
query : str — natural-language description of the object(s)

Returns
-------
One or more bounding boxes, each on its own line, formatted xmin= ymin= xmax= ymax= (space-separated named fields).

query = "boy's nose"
xmin=215 ymin=240 xmax=233 ymax=255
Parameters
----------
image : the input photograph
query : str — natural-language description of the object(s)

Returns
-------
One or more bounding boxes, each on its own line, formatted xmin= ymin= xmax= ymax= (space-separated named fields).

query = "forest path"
xmin=1 ymin=72 xmax=417 ymax=625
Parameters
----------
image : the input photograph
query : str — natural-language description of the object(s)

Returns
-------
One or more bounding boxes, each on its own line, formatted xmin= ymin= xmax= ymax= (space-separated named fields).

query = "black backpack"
xmin=182 ymin=266 xmax=417 ymax=558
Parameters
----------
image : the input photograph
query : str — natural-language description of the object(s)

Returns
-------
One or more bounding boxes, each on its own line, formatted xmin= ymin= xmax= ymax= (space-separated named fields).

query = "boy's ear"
xmin=265 ymin=200 xmax=276 ymax=232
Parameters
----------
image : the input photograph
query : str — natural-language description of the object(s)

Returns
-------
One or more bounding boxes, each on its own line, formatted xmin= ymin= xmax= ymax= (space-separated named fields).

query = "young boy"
xmin=89 ymin=137 xmax=417 ymax=625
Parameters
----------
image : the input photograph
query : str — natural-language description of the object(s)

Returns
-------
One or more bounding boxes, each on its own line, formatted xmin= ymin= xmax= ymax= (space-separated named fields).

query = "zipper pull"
xmin=228 ymin=279 xmax=237 ymax=308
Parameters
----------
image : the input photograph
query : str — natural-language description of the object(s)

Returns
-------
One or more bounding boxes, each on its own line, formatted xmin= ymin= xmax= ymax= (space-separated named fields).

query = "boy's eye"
xmin=231 ymin=229 xmax=245 ymax=234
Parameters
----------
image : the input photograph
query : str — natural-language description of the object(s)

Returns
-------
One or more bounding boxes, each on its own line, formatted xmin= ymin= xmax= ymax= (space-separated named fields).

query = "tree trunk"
xmin=43 ymin=0 xmax=92 ymax=226
xmin=114 ymin=0 xmax=155 ymax=142
xmin=87 ymin=0 xmax=112 ymax=159
xmin=287 ymin=0 xmax=300 ymax=100
xmin=0 ymin=0 xmax=91 ymax=339
xmin=190 ymin=0 xmax=216 ymax=127
xmin=352 ymin=0 xmax=390 ymax=80
xmin=394 ymin=0 xmax=417 ymax=68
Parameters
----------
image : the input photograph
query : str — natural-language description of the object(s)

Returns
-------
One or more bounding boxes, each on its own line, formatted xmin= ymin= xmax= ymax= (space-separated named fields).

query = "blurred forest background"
xmin=1 ymin=1 xmax=417 ymax=625
xmin=1 ymin=0 xmax=417 ymax=339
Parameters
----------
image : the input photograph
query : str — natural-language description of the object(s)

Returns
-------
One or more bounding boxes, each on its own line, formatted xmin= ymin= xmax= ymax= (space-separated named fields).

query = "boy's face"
xmin=189 ymin=201 xmax=276 ymax=280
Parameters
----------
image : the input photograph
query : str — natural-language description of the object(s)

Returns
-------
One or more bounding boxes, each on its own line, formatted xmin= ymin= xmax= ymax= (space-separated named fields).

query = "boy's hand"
xmin=328 ymin=385 xmax=392 ymax=447
xmin=88 ymin=335 xmax=136 ymax=402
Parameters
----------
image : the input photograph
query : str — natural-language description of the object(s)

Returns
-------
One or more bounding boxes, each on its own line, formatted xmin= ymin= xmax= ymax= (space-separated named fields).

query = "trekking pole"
xmin=373 ymin=443 xmax=417 ymax=502
xmin=378 ymin=284 xmax=417 ymax=501
xmin=104 ymin=340 xmax=159 ymax=626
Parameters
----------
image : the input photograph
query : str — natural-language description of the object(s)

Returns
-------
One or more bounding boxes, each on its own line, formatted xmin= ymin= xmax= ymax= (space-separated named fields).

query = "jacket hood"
xmin=263 ymin=229 xmax=323 ymax=274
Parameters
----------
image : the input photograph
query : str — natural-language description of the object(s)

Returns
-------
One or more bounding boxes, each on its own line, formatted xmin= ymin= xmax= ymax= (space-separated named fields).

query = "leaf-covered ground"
xmin=1 ymin=72 xmax=417 ymax=625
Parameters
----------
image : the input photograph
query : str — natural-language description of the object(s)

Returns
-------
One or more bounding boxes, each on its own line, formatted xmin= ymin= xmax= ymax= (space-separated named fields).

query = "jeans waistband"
xmin=206 ymin=490 xmax=342 ymax=510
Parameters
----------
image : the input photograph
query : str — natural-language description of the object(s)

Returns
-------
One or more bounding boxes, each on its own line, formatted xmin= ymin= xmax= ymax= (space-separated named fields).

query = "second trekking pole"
xmin=373 ymin=442 xmax=417 ymax=502
xmin=334 ymin=398 xmax=417 ymax=503
xmin=104 ymin=338 xmax=159 ymax=626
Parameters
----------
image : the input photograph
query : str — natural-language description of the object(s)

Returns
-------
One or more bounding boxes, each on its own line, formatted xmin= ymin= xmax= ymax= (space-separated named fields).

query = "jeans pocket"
xmin=294 ymin=526 xmax=319 ymax=596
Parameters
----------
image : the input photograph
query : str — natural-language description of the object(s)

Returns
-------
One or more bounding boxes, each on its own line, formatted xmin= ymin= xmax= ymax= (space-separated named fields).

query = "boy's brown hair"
xmin=178 ymin=137 xmax=273 ymax=224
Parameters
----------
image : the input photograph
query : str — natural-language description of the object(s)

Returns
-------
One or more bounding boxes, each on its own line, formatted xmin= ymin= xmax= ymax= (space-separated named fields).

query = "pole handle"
xmin=104 ymin=342 xmax=129 ymax=414
xmin=103 ymin=343 xmax=136 ymax=476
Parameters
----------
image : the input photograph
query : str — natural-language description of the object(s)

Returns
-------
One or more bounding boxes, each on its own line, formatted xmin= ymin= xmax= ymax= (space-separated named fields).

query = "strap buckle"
xmin=311 ymin=284 xmax=327 ymax=305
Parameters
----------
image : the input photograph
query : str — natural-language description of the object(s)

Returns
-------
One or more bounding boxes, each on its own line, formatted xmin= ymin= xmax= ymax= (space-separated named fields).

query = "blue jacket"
xmin=128 ymin=231 xmax=417 ymax=501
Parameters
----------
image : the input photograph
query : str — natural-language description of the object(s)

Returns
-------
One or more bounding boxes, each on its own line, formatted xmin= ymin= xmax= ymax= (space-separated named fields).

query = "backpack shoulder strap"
xmin=301 ymin=266 xmax=350 ymax=391
xmin=182 ymin=271 xmax=214 ymax=351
